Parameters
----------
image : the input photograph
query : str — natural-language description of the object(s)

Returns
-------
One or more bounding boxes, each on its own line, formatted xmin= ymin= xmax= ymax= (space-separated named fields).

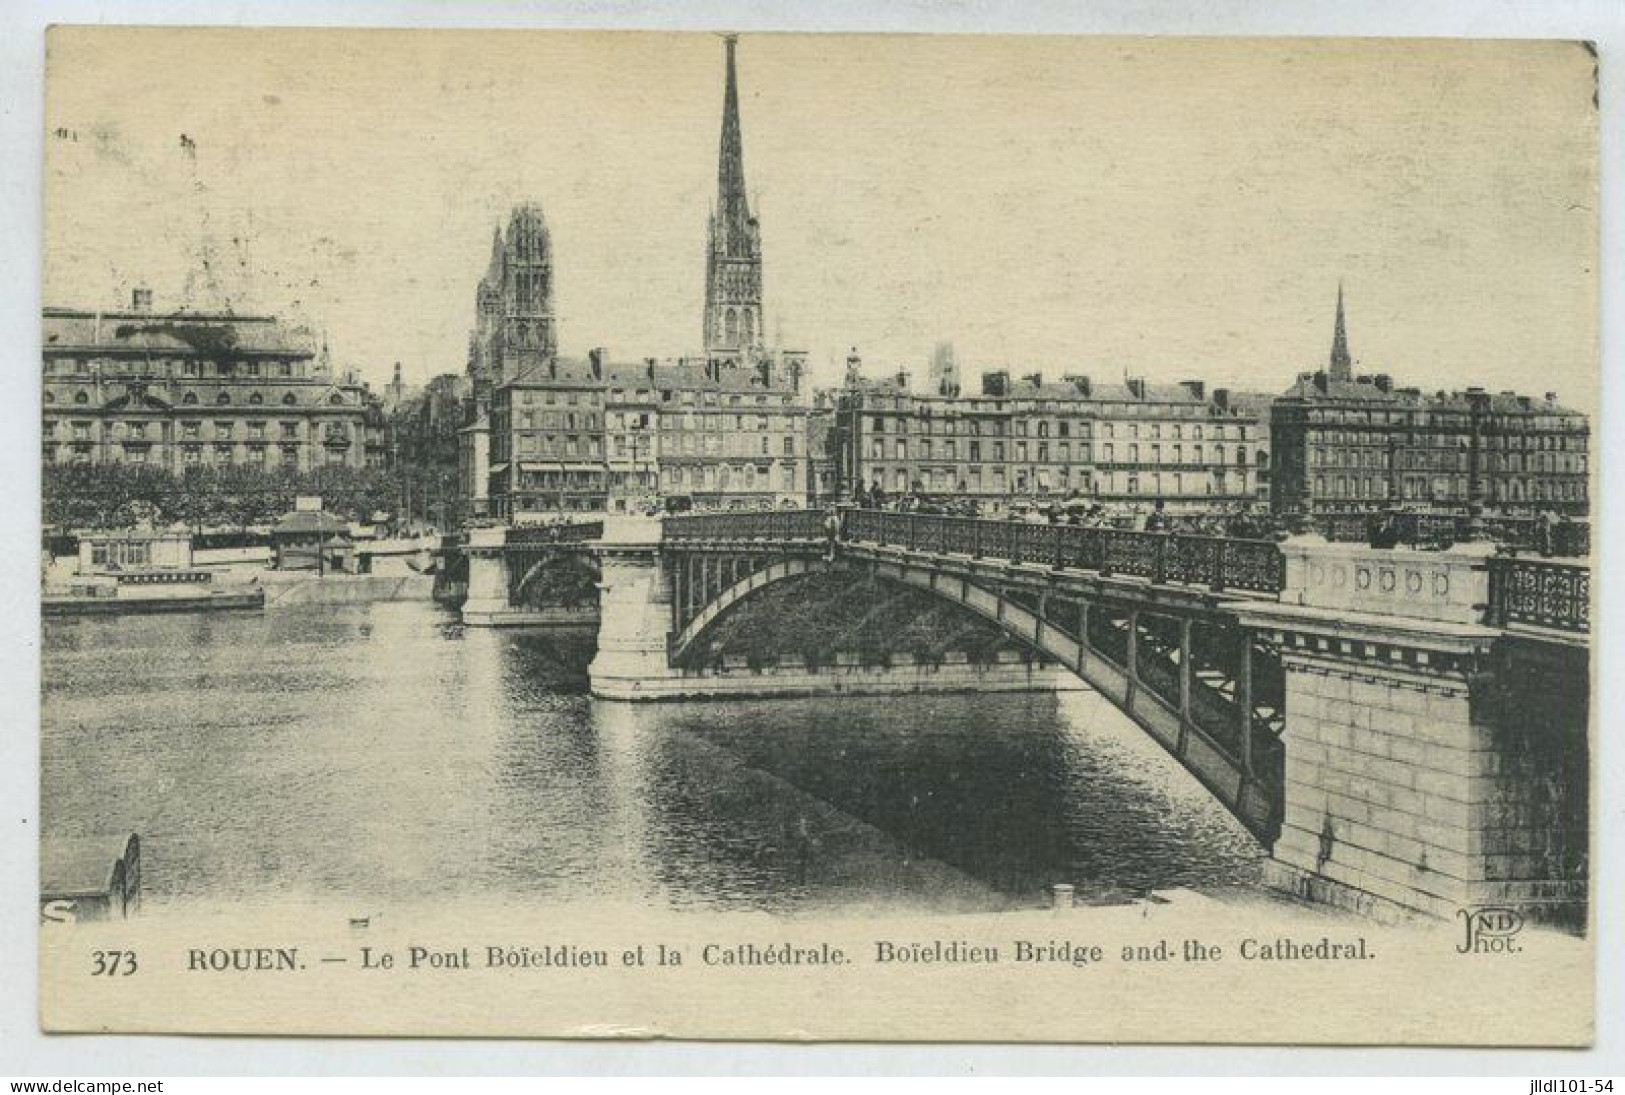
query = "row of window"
xmin=1302 ymin=427 xmax=1586 ymax=450
xmin=507 ymin=387 xmax=795 ymax=409
xmin=44 ymin=444 xmax=361 ymax=468
xmin=1309 ymin=446 xmax=1588 ymax=474
xmin=1310 ymin=474 xmax=1587 ymax=505
xmin=864 ymin=439 xmax=1255 ymax=465
xmin=865 ymin=416 xmax=1249 ymax=442
xmin=664 ymin=463 xmax=798 ymax=492
xmin=45 ymin=389 xmax=355 ymax=407
xmin=859 ymin=395 xmax=1252 ymax=419
xmin=45 ymin=357 xmax=307 ymax=379
xmin=865 ymin=465 xmax=1253 ymax=497
xmin=46 ymin=420 xmax=351 ymax=442
xmin=1299 ymin=408 xmax=1587 ymax=432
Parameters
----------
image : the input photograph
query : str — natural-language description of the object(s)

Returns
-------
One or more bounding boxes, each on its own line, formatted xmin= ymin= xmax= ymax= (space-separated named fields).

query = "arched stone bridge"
xmin=456 ymin=509 xmax=1591 ymax=927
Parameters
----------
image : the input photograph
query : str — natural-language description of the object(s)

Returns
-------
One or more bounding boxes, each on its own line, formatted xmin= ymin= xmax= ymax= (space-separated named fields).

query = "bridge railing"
xmin=507 ymin=521 xmax=604 ymax=545
xmin=1487 ymin=557 xmax=1590 ymax=635
xmin=664 ymin=510 xmax=825 ymax=543
xmin=843 ymin=510 xmax=1285 ymax=595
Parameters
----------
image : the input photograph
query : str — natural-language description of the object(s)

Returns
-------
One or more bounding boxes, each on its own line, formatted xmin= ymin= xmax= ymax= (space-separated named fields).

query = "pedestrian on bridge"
xmin=823 ymin=505 xmax=841 ymax=563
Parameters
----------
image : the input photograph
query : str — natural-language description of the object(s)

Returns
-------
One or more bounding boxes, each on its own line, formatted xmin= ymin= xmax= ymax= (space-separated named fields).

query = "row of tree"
xmin=43 ymin=463 xmax=401 ymax=531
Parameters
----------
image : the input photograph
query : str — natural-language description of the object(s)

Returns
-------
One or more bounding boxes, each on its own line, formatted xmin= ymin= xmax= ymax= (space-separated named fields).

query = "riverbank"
xmin=208 ymin=571 xmax=435 ymax=607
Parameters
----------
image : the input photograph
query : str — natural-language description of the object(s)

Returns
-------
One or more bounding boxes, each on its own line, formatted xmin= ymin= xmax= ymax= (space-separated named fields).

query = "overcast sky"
xmin=43 ymin=29 xmax=1598 ymax=409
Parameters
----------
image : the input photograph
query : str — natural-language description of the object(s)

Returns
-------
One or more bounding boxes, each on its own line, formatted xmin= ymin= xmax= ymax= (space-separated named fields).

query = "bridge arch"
xmin=669 ymin=552 xmax=1280 ymax=843
xmin=511 ymin=548 xmax=600 ymax=609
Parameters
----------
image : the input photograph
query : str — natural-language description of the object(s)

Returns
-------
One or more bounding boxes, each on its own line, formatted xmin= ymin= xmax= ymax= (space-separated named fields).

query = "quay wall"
xmin=235 ymin=573 xmax=436 ymax=607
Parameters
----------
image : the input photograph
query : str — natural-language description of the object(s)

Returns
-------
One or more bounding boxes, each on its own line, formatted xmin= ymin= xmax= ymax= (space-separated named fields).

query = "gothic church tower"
xmin=703 ymin=35 xmax=764 ymax=362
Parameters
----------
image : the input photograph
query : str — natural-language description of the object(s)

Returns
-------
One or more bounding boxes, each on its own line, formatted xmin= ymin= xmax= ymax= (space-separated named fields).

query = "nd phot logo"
xmin=1456 ymin=906 xmax=1525 ymax=954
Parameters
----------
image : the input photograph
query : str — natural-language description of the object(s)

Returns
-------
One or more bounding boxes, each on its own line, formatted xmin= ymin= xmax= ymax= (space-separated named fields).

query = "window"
xmin=217 ymin=392 xmax=231 ymax=405
xmin=182 ymin=392 xmax=198 ymax=405
xmin=282 ymin=393 xmax=297 ymax=406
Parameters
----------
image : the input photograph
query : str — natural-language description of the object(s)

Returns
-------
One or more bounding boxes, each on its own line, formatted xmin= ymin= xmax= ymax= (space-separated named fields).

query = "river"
xmin=41 ymin=600 xmax=1264 ymax=916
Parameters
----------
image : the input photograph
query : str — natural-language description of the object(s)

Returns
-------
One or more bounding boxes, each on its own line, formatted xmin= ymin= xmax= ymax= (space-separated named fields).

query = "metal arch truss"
xmin=662 ymin=538 xmax=1283 ymax=845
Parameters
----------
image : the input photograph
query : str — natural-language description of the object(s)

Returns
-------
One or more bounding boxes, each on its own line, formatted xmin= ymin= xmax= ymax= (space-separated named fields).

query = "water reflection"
xmin=41 ymin=602 xmax=1262 ymax=914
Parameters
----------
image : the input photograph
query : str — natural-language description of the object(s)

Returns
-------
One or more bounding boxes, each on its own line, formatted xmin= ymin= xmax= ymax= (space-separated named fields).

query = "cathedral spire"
xmin=704 ymin=34 xmax=763 ymax=359
xmin=716 ymin=34 xmax=750 ymax=250
xmin=1329 ymin=281 xmax=1352 ymax=380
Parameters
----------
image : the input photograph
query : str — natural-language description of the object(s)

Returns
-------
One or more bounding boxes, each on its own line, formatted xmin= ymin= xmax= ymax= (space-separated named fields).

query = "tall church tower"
xmin=499 ymin=203 xmax=557 ymax=379
xmin=1328 ymin=281 xmax=1352 ymax=381
xmin=703 ymin=35 xmax=764 ymax=362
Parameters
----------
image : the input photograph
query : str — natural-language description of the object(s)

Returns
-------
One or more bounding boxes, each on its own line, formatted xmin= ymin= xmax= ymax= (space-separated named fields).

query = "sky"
xmin=42 ymin=29 xmax=1599 ymax=409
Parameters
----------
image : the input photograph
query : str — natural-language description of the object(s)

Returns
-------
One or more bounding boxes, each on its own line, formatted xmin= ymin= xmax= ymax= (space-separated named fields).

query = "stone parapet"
xmin=1277 ymin=537 xmax=1494 ymax=627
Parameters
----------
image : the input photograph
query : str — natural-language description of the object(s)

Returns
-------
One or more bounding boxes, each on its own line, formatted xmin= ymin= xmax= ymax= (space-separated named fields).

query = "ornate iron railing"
xmin=664 ymin=510 xmax=825 ymax=543
xmin=1318 ymin=512 xmax=1590 ymax=557
xmin=507 ymin=521 xmax=603 ymax=545
xmin=1488 ymin=557 xmax=1590 ymax=634
xmin=841 ymin=511 xmax=1284 ymax=595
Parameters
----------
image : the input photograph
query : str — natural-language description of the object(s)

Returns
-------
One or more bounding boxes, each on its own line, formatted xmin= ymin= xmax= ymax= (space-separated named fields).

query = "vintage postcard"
xmin=38 ymin=27 xmax=1596 ymax=1043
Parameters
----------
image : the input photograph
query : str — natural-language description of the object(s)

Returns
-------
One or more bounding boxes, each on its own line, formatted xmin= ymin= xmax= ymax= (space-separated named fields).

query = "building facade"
xmin=836 ymin=354 xmax=1269 ymax=513
xmin=485 ymin=352 xmax=809 ymax=519
xmin=42 ymin=292 xmax=383 ymax=474
xmin=1270 ymin=291 xmax=1590 ymax=519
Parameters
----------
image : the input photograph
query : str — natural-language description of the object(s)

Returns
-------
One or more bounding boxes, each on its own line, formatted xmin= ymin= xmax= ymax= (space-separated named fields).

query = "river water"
xmin=41 ymin=600 xmax=1264 ymax=916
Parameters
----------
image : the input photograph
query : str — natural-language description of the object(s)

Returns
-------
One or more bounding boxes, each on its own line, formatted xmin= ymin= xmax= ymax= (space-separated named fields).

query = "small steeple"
xmin=1329 ymin=281 xmax=1352 ymax=380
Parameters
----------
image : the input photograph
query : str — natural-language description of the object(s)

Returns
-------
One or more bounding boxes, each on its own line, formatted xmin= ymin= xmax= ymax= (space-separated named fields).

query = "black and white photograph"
xmin=31 ymin=24 xmax=1598 ymax=1044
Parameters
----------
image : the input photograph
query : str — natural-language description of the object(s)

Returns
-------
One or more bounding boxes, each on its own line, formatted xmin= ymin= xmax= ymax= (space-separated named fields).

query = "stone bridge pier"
xmin=587 ymin=517 xmax=679 ymax=698
xmin=1240 ymin=541 xmax=1587 ymax=925
xmin=459 ymin=524 xmax=603 ymax=627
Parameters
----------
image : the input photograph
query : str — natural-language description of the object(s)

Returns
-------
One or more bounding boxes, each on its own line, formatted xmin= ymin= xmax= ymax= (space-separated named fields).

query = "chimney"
xmin=1023 ymin=372 xmax=1043 ymax=390
xmin=588 ymin=348 xmax=606 ymax=379
xmin=982 ymin=370 xmax=1009 ymax=397
xmin=1313 ymin=373 xmax=1329 ymax=394
xmin=131 ymin=287 xmax=153 ymax=313
xmin=1211 ymin=388 xmax=1230 ymax=410
xmin=1373 ymin=373 xmax=1392 ymax=393
xmin=1063 ymin=374 xmax=1091 ymax=397
xmin=1127 ymin=377 xmax=1146 ymax=400
xmin=1180 ymin=379 xmax=1205 ymax=400
xmin=1546 ymin=391 xmax=1558 ymax=404
xmin=894 ymin=369 xmax=911 ymax=391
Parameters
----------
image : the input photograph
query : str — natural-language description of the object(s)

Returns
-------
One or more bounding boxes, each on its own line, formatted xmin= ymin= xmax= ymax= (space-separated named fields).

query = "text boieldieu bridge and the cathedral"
xmin=436 ymin=510 xmax=1589 ymax=927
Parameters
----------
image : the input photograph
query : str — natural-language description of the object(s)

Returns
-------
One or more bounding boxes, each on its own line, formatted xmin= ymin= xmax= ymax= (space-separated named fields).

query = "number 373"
xmin=91 ymin=950 xmax=138 ymax=976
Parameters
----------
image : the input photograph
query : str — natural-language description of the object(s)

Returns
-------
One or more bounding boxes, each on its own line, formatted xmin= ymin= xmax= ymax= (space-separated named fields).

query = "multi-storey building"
xmin=485 ymin=351 xmax=808 ymax=518
xmin=650 ymin=355 xmax=808 ymax=510
xmin=836 ymin=352 xmax=1269 ymax=512
xmin=42 ymin=290 xmax=383 ymax=474
xmin=806 ymin=391 xmax=840 ymax=505
xmin=1271 ymin=289 xmax=1590 ymax=518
